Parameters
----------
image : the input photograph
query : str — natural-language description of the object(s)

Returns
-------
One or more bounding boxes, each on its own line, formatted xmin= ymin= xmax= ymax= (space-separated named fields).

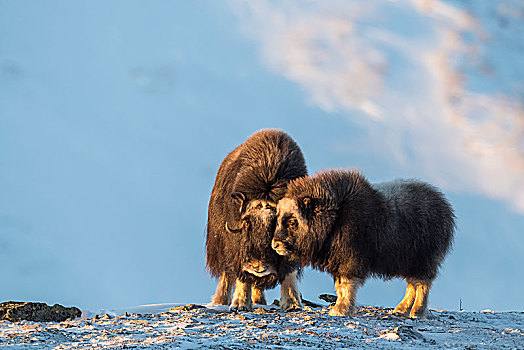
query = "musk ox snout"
xmin=242 ymin=258 xmax=277 ymax=277
xmin=271 ymin=238 xmax=288 ymax=255
xmin=271 ymin=227 xmax=294 ymax=256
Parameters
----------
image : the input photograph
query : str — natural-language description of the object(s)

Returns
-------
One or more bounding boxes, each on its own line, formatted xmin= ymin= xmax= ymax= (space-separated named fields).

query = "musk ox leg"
xmin=329 ymin=276 xmax=363 ymax=317
xmin=280 ymin=271 xmax=302 ymax=312
xmin=393 ymin=280 xmax=417 ymax=316
xmin=409 ymin=280 xmax=432 ymax=319
xmin=211 ymin=272 xmax=234 ymax=305
xmin=230 ymin=279 xmax=253 ymax=312
xmin=251 ymin=286 xmax=267 ymax=305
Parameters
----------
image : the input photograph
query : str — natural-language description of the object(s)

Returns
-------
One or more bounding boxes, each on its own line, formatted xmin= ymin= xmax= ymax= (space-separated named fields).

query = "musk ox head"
xmin=272 ymin=193 xmax=337 ymax=261
xmin=225 ymin=192 xmax=280 ymax=277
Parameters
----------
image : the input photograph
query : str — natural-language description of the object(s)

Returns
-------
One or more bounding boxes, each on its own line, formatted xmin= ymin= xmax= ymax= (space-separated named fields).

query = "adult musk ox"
xmin=272 ymin=169 xmax=455 ymax=318
xmin=206 ymin=129 xmax=307 ymax=312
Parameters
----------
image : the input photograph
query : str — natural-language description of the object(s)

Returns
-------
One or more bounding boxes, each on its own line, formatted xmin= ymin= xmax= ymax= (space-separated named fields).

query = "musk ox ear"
xmin=300 ymin=196 xmax=316 ymax=216
xmin=231 ymin=192 xmax=246 ymax=213
xmin=302 ymin=196 xmax=312 ymax=209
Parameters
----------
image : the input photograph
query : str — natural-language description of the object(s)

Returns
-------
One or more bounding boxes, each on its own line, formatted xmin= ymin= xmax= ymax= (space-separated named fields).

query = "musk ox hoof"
xmin=281 ymin=306 xmax=301 ymax=313
xmin=328 ymin=304 xmax=354 ymax=317
xmin=392 ymin=308 xmax=410 ymax=317
xmin=280 ymin=301 xmax=302 ymax=313
xmin=229 ymin=304 xmax=252 ymax=312
xmin=280 ymin=293 xmax=303 ymax=312
xmin=409 ymin=312 xmax=427 ymax=319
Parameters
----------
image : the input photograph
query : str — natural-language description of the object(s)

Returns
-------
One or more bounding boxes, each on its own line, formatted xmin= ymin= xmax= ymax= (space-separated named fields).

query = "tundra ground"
xmin=0 ymin=303 xmax=522 ymax=349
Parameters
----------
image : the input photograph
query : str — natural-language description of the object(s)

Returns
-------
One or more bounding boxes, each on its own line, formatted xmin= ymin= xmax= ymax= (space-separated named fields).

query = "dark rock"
xmin=318 ymin=294 xmax=337 ymax=303
xmin=169 ymin=304 xmax=206 ymax=312
xmin=302 ymin=298 xmax=323 ymax=308
xmin=0 ymin=301 xmax=81 ymax=322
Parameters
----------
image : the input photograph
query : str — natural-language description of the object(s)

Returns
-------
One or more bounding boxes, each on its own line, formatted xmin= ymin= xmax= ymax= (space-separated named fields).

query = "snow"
xmin=1 ymin=303 xmax=522 ymax=349
xmin=1 ymin=0 xmax=524 ymax=317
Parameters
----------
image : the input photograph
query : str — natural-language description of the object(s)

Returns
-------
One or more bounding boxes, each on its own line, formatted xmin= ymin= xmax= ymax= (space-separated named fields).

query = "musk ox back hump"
xmin=233 ymin=129 xmax=307 ymax=202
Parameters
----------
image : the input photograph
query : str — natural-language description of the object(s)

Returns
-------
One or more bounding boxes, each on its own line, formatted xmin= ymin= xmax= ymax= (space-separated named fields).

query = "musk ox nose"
xmin=271 ymin=239 xmax=284 ymax=251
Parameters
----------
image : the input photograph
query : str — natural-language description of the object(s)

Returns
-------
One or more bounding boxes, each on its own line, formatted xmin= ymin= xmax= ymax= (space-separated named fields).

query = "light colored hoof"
xmin=328 ymin=305 xmax=354 ymax=317
xmin=229 ymin=305 xmax=251 ymax=312
xmin=229 ymin=302 xmax=252 ymax=312
xmin=392 ymin=306 xmax=410 ymax=317
xmin=409 ymin=311 xmax=426 ymax=319
xmin=280 ymin=301 xmax=302 ymax=312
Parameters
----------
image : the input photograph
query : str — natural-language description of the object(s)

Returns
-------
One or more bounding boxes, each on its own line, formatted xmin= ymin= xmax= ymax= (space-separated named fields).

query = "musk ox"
xmin=206 ymin=129 xmax=307 ymax=311
xmin=272 ymin=169 xmax=455 ymax=318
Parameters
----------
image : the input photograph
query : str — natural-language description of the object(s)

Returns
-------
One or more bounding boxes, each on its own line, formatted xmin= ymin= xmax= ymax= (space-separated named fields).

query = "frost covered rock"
xmin=379 ymin=325 xmax=425 ymax=342
xmin=0 ymin=301 xmax=81 ymax=322
xmin=169 ymin=304 xmax=207 ymax=312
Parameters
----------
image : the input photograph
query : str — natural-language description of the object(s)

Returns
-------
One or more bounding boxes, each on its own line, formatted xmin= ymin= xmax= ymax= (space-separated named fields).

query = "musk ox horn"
xmin=231 ymin=192 xmax=246 ymax=213
xmin=225 ymin=222 xmax=242 ymax=234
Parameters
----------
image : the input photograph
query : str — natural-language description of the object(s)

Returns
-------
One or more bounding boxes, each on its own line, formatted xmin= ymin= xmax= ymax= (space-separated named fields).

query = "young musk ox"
xmin=206 ymin=129 xmax=307 ymax=312
xmin=272 ymin=169 xmax=455 ymax=318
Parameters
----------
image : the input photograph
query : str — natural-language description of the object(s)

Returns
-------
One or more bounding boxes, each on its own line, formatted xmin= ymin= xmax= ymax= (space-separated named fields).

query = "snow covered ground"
xmin=1 ymin=0 xmax=523 ymax=317
xmin=1 ymin=302 xmax=522 ymax=349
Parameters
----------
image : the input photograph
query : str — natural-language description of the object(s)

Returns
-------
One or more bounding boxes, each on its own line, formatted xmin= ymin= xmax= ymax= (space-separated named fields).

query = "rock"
xmin=380 ymin=325 xmax=425 ymax=342
xmin=302 ymin=298 xmax=323 ymax=308
xmin=169 ymin=304 xmax=206 ymax=312
xmin=0 ymin=301 xmax=81 ymax=322
xmin=318 ymin=294 xmax=337 ymax=303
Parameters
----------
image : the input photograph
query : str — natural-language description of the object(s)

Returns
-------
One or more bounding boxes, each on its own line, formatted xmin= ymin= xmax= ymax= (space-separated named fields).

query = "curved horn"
xmin=225 ymin=222 xmax=242 ymax=234
xmin=231 ymin=192 xmax=246 ymax=213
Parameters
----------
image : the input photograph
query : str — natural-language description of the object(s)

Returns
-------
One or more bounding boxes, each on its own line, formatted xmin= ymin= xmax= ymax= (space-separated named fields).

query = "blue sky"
xmin=1 ymin=1 xmax=523 ymax=311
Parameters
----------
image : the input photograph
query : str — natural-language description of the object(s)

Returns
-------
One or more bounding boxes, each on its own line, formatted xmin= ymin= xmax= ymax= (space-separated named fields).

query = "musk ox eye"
xmin=243 ymin=219 xmax=251 ymax=230
xmin=287 ymin=218 xmax=298 ymax=229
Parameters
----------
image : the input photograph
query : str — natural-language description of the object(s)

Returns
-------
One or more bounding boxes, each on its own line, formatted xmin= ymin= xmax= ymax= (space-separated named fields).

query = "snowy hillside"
xmin=1 ymin=303 xmax=522 ymax=349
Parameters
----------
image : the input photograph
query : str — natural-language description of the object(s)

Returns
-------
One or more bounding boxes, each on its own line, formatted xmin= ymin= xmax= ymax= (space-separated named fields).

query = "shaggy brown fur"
xmin=206 ymin=129 xmax=307 ymax=311
xmin=272 ymin=169 xmax=455 ymax=318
